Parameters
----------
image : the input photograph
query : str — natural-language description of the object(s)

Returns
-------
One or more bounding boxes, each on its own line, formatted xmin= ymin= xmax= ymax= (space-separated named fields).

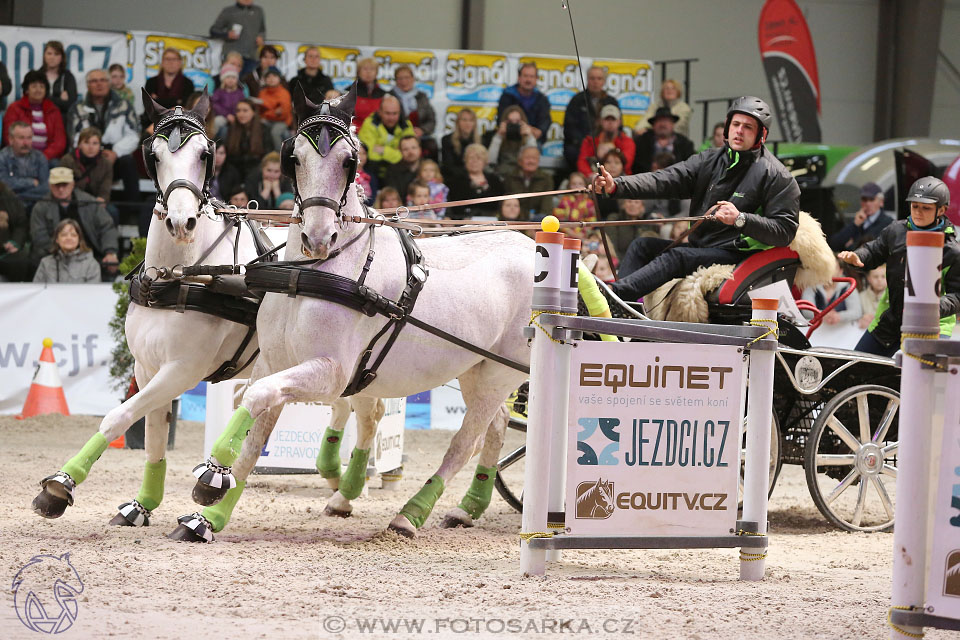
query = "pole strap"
xmin=746 ymin=318 xmax=778 ymax=347
xmin=518 ymin=531 xmax=555 ymax=542
xmin=900 ymin=332 xmax=946 ymax=370
xmin=887 ymin=606 xmax=926 ymax=639
xmin=529 ymin=310 xmax=576 ymax=344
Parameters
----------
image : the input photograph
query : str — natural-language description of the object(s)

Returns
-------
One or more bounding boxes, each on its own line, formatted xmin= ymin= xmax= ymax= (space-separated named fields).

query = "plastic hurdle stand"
xmin=889 ymin=231 xmax=960 ymax=638
xmin=518 ymin=225 xmax=778 ymax=579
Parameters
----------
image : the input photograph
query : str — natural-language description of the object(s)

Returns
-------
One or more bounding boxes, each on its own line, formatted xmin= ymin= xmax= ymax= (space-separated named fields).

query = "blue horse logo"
xmin=12 ymin=553 xmax=84 ymax=634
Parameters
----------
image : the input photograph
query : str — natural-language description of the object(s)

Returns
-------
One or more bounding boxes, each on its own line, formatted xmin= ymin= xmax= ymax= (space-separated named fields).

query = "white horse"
xmin=175 ymin=84 xmax=532 ymax=540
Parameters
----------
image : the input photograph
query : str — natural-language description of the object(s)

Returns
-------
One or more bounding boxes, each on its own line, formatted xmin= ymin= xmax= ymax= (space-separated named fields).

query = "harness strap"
xmin=203 ymin=325 xmax=259 ymax=384
xmin=404 ymin=315 xmax=530 ymax=374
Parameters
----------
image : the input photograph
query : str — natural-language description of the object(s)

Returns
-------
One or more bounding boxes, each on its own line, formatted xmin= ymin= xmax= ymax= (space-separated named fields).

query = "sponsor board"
xmin=143 ymin=34 xmax=213 ymax=89
xmin=592 ymin=59 xmax=654 ymax=114
xmin=319 ymin=45 xmax=362 ymax=92
xmin=442 ymin=104 xmax=499 ymax=139
xmin=444 ymin=51 xmax=509 ymax=103
xmin=518 ymin=55 xmax=580 ymax=108
xmin=926 ymin=373 xmax=960 ymax=619
xmin=543 ymin=109 xmax=566 ymax=160
xmin=374 ymin=48 xmax=438 ymax=97
xmin=567 ymin=342 xmax=745 ymax=536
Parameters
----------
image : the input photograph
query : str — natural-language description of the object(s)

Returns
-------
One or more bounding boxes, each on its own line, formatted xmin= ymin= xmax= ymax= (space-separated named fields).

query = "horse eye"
xmin=342 ymin=156 xmax=352 ymax=169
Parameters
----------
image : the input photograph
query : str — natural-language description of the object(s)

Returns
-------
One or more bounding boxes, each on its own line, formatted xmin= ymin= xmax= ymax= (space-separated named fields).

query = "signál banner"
xmin=758 ymin=0 xmax=822 ymax=142
xmin=926 ymin=372 xmax=960 ymax=620
xmin=566 ymin=342 xmax=746 ymax=537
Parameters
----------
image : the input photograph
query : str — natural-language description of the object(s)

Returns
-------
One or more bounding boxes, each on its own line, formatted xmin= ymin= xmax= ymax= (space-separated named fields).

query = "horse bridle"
xmin=281 ymin=106 xmax=359 ymax=228
xmin=143 ymin=107 xmax=216 ymax=219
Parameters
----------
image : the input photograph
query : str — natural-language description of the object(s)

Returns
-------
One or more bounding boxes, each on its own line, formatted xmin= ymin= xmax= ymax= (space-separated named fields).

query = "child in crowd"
xmin=583 ymin=231 xmax=616 ymax=283
xmin=413 ymin=159 xmax=448 ymax=216
xmin=373 ymin=186 xmax=402 ymax=211
xmin=33 ymin=219 xmax=101 ymax=283
xmin=406 ymin=181 xmax=439 ymax=220
xmin=245 ymin=151 xmax=293 ymax=210
xmin=258 ymin=67 xmax=293 ymax=151
xmin=212 ymin=65 xmax=246 ymax=137
xmin=552 ymin=171 xmax=595 ymax=237
xmin=226 ymin=184 xmax=249 ymax=208
xmin=858 ymin=264 xmax=887 ymax=330
xmin=597 ymin=148 xmax=627 ymax=219
xmin=499 ymin=197 xmax=524 ymax=222
xmin=108 ymin=64 xmax=134 ymax=107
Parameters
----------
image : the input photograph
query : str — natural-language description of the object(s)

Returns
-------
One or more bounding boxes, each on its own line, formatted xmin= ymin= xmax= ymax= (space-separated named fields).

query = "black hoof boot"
xmin=167 ymin=513 xmax=214 ymax=543
xmin=109 ymin=500 xmax=151 ymax=527
xmin=191 ymin=459 xmax=235 ymax=506
xmin=192 ymin=481 xmax=229 ymax=506
xmin=32 ymin=472 xmax=75 ymax=519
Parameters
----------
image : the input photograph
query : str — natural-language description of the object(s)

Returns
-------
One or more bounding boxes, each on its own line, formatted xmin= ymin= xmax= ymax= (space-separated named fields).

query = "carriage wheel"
xmin=495 ymin=417 xmax=527 ymax=513
xmin=804 ymin=384 xmax=899 ymax=532
xmin=738 ymin=411 xmax=782 ymax=506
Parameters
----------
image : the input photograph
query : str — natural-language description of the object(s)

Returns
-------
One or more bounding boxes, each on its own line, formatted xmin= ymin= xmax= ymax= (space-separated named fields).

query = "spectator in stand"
xmin=577 ymin=104 xmax=635 ymax=177
xmin=0 ymin=181 xmax=31 ymax=281
xmin=31 ymin=166 xmax=117 ymax=274
xmin=552 ymin=171 xmax=595 ymax=238
xmin=145 ymin=48 xmax=196 ymax=114
xmin=212 ymin=64 xmax=246 ymax=137
xmin=32 ymin=218 xmax=101 ymax=283
xmin=3 ymin=72 xmax=66 ymax=163
xmin=503 ymin=146 xmax=553 ymax=220
xmin=185 ymin=92 xmax=217 ymax=140
xmin=244 ymin=151 xmax=292 ymax=209
xmin=699 ymin=121 xmax=725 ymax=151
xmin=38 ymin=41 xmax=77 ymax=123
xmin=373 ymin=186 xmax=401 ymax=211
xmin=642 ymin=152 xmax=689 ymax=219
xmin=828 ymin=182 xmax=894 ymax=251
xmin=0 ymin=121 xmax=50 ymax=204
xmin=389 ymin=65 xmax=437 ymax=159
xmin=583 ymin=231 xmax=616 ymax=282
xmin=358 ymin=95 xmax=415 ymax=180
xmin=0 ymin=61 xmax=11 ymax=110
xmin=497 ymin=62 xmax=550 ymax=146
xmin=209 ymin=145 xmax=241 ymax=203
xmin=668 ymin=219 xmax=690 ymax=244
xmin=606 ymin=199 xmax=659 ymax=259
xmin=858 ymin=264 xmax=887 ymax=330
xmin=383 ymin=135 xmax=422 ymax=201
xmin=355 ymin=141 xmax=378 ymax=205
xmin=209 ymin=0 xmax=266 ymax=77
xmin=59 ymin=127 xmax=114 ymax=207
xmin=226 ymin=183 xmax=249 ymax=208
xmin=499 ymin=197 xmax=524 ymax=222
xmin=446 ymin=143 xmax=503 ymax=219
xmin=405 ymin=181 xmax=438 ymax=220
xmin=208 ymin=51 xmax=245 ymax=92
xmin=441 ymin=108 xmax=480 ymax=174
xmin=224 ymin=99 xmax=272 ymax=177
xmin=354 ymin=58 xmax=386 ymax=131
xmin=289 ymin=46 xmax=334 ymax=107
xmin=635 ymin=79 xmax=692 ymax=139
xmin=414 ymin=159 xmax=448 ymax=216
xmin=258 ymin=67 xmax=292 ymax=151
xmin=802 ymin=260 xmax=862 ymax=326
xmin=563 ymin=65 xmax=618 ymax=172
xmin=486 ymin=105 xmax=538 ymax=176
xmin=241 ymin=45 xmax=283 ymax=98
xmin=66 ymin=69 xmax=141 ymax=214
xmin=632 ymin=106 xmax=694 ymax=175
xmin=597 ymin=147 xmax=626 ymax=219
xmin=108 ymin=64 xmax=134 ymax=108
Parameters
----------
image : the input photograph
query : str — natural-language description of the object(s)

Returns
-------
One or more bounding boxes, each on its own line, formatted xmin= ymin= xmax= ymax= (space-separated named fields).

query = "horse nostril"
xmin=165 ymin=218 xmax=175 ymax=234
xmin=185 ymin=217 xmax=197 ymax=231
xmin=330 ymin=232 xmax=338 ymax=246
xmin=301 ymin=232 xmax=312 ymax=250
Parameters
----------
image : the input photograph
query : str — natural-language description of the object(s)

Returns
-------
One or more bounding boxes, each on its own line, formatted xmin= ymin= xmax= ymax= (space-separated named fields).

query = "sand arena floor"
xmin=0 ymin=414 xmax=949 ymax=639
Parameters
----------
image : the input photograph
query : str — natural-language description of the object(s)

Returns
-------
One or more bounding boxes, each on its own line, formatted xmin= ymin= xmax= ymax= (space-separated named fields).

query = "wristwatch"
xmin=734 ymin=211 xmax=746 ymax=228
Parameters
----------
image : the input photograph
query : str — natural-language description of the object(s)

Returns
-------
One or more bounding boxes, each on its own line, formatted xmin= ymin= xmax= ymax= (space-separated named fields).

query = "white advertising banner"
xmin=205 ymin=379 xmax=405 ymax=474
xmin=0 ymin=284 xmax=118 ymax=416
xmin=926 ymin=372 xmax=960 ymax=619
xmin=566 ymin=342 xmax=746 ymax=537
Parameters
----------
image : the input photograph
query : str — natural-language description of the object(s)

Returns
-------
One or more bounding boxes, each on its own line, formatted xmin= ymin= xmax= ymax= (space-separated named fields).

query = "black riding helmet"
xmin=724 ymin=96 xmax=773 ymax=148
xmin=905 ymin=176 xmax=950 ymax=209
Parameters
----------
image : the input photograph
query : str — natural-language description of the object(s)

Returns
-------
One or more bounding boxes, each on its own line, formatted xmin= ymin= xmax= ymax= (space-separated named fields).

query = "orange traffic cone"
xmin=16 ymin=338 xmax=70 ymax=419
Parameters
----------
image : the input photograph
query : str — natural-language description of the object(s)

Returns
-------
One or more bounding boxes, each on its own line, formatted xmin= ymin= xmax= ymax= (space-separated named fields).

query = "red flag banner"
xmin=758 ymin=0 xmax=822 ymax=142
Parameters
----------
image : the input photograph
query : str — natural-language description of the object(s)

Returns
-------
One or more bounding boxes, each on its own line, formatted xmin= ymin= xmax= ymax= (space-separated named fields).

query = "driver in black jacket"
xmin=594 ymin=97 xmax=800 ymax=302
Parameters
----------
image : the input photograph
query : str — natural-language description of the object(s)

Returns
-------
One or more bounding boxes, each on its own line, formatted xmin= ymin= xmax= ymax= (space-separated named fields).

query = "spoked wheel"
xmin=804 ymin=384 xmax=899 ymax=532
xmin=495 ymin=417 xmax=526 ymax=513
xmin=738 ymin=411 xmax=783 ymax=507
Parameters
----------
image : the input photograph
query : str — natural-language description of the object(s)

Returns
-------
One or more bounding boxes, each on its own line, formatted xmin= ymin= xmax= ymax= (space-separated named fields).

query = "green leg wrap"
xmin=211 ymin=407 xmax=254 ymax=466
xmin=315 ymin=428 xmax=345 ymax=479
xmin=135 ymin=459 xmax=167 ymax=511
xmin=62 ymin=433 xmax=108 ymax=484
xmin=201 ymin=480 xmax=245 ymax=532
xmin=457 ymin=464 xmax=498 ymax=520
xmin=338 ymin=448 xmax=370 ymax=500
xmin=399 ymin=475 xmax=445 ymax=529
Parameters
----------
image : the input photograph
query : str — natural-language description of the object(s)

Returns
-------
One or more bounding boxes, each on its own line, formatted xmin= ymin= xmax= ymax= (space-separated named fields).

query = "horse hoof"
xmin=110 ymin=500 xmax=151 ymax=527
xmin=32 ymin=473 xmax=76 ymax=519
xmin=324 ymin=477 xmax=340 ymax=491
xmin=192 ymin=481 xmax=229 ymax=506
xmin=168 ymin=513 xmax=214 ymax=543
xmin=32 ymin=489 xmax=69 ymax=519
xmin=387 ymin=514 xmax=416 ymax=539
xmin=440 ymin=507 xmax=474 ymax=529
xmin=323 ymin=505 xmax=352 ymax=518
xmin=324 ymin=491 xmax=352 ymax=518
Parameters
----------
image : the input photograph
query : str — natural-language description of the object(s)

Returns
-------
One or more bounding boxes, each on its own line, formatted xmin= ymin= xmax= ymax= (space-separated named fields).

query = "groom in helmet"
xmin=595 ymin=96 xmax=801 ymax=303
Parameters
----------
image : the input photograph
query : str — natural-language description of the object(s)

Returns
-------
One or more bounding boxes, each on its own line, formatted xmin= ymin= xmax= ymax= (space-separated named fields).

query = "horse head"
xmin=286 ymin=82 xmax=360 ymax=259
xmin=142 ymin=88 xmax=214 ymax=243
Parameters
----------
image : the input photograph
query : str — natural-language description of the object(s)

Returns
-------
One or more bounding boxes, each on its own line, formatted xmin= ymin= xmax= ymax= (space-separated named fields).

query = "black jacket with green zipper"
xmin=853 ymin=218 xmax=960 ymax=347
xmin=609 ymin=144 xmax=800 ymax=251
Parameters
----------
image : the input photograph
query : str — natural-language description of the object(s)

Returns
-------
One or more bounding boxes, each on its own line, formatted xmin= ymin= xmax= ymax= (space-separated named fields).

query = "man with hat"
xmin=828 ymin=181 xmax=894 ymax=251
xmin=576 ymin=103 xmax=635 ymax=177
xmin=631 ymin=105 xmax=694 ymax=174
xmin=30 ymin=166 xmax=117 ymax=273
xmin=839 ymin=176 xmax=960 ymax=356
xmin=595 ymin=96 xmax=800 ymax=304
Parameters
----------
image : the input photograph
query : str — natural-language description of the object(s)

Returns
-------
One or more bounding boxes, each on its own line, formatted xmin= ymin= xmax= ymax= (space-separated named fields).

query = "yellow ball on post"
xmin=541 ymin=215 xmax=560 ymax=233
xmin=42 ymin=337 xmax=53 ymax=348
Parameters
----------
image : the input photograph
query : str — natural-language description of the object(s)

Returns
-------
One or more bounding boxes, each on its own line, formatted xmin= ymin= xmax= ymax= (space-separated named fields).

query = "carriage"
xmin=494 ymin=244 xmax=902 ymax=533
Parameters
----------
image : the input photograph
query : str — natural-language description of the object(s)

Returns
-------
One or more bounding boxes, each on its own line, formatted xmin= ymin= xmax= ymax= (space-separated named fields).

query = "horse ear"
xmin=190 ymin=88 xmax=211 ymax=119
xmin=337 ymin=81 xmax=358 ymax=117
xmin=141 ymin=88 xmax=169 ymax=124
